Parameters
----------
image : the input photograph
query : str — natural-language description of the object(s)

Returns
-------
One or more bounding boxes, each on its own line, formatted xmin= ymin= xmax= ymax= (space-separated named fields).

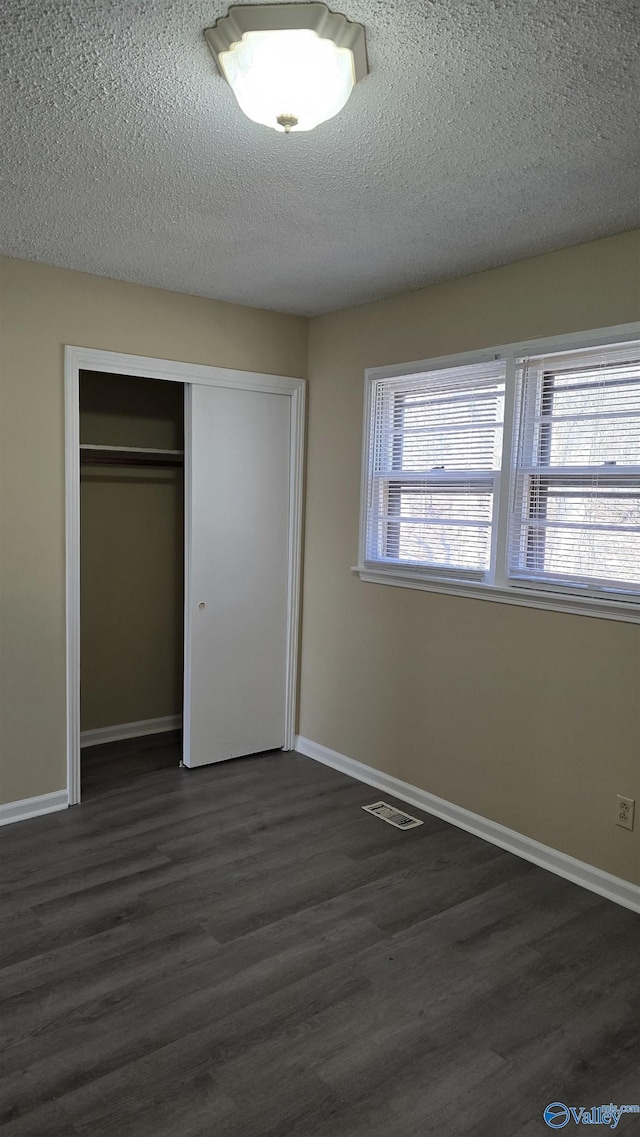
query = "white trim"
xmin=65 ymin=351 xmax=81 ymax=806
xmin=357 ymin=360 xmax=373 ymax=572
xmin=351 ymin=566 xmax=640 ymax=624
xmin=64 ymin=346 xmax=302 ymax=394
xmin=295 ymin=736 xmax=640 ymax=915
xmin=65 ymin=345 xmax=305 ymax=804
xmin=80 ymin=715 xmax=183 ymax=748
xmin=0 ymin=790 xmax=68 ymax=827
xmin=491 ymin=354 xmax=518 ymax=588
xmin=283 ymin=383 xmax=306 ymax=750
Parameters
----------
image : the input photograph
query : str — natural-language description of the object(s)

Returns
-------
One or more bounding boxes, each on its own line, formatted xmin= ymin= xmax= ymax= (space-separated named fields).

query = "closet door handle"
xmin=197 ymin=602 xmax=206 ymax=610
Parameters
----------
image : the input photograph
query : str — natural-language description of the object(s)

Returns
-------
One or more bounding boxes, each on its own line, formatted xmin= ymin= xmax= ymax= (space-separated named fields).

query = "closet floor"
xmin=0 ymin=749 xmax=638 ymax=1137
xmin=81 ymin=731 xmax=182 ymax=798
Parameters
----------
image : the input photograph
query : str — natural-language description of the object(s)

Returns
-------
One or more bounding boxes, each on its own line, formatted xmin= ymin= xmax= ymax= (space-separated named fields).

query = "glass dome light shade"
xmin=219 ymin=29 xmax=356 ymax=132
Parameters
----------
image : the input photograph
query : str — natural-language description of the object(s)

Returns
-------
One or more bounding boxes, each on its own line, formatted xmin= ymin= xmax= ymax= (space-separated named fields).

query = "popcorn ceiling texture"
xmin=1 ymin=0 xmax=638 ymax=316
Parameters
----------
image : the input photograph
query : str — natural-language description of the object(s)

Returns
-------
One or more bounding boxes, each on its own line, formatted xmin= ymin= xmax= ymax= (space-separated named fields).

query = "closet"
xmin=73 ymin=360 xmax=300 ymax=800
xmin=79 ymin=370 xmax=185 ymax=788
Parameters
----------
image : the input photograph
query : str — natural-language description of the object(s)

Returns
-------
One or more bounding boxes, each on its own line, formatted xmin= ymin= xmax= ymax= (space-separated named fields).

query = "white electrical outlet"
xmin=616 ymin=795 xmax=635 ymax=831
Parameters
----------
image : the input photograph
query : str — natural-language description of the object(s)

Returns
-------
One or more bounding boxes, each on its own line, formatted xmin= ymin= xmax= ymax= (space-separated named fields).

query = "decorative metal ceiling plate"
xmin=204 ymin=3 xmax=368 ymax=83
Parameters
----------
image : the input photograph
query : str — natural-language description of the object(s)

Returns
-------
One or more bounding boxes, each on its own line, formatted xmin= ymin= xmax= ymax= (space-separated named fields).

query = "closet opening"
xmin=79 ymin=370 xmax=185 ymax=798
xmin=66 ymin=344 xmax=305 ymax=805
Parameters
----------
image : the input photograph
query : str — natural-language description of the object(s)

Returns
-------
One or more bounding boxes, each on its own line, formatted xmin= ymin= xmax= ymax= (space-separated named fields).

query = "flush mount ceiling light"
xmin=204 ymin=3 xmax=368 ymax=133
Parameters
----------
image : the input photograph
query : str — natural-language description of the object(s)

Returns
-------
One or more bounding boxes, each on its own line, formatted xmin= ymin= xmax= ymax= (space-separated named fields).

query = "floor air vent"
xmin=362 ymin=801 xmax=423 ymax=830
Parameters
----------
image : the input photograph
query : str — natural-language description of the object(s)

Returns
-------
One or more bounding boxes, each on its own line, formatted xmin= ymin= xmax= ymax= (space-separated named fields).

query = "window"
xmin=364 ymin=360 xmax=505 ymax=581
xmin=359 ymin=328 xmax=640 ymax=620
xmin=509 ymin=344 xmax=640 ymax=596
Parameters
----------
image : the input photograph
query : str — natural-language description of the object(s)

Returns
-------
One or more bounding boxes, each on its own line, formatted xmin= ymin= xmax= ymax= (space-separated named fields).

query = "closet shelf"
xmin=80 ymin=444 xmax=184 ymax=469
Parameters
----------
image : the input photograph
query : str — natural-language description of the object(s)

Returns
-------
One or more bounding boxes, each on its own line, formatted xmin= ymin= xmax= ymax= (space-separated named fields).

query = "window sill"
xmin=351 ymin=566 xmax=640 ymax=624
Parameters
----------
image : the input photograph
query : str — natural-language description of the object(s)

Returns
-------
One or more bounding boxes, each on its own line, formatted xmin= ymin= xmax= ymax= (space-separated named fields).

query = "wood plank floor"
xmin=1 ymin=736 xmax=638 ymax=1137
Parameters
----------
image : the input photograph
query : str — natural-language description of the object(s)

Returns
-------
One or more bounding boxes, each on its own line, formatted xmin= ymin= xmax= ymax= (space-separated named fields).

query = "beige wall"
xmin=300 ymin=230 xmax=640 ymax=884
xmin=80 ymin=468 xmax=184 ymax=731
xmin=2 ymin=236 xmax=639 ymax=886
xmin=80 ymin=372 xmax=184 ymax=731
xmin=0 ymin=257 xmax=308 ymax=803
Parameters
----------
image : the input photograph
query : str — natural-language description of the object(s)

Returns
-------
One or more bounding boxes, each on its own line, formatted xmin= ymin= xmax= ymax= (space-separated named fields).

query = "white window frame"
xmin=355 ymin=322 xmax=640 ymax=623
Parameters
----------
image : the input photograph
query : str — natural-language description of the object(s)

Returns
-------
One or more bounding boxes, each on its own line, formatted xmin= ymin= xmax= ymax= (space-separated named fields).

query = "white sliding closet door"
xmin=183 ymin=383 xmax=291 ymax=767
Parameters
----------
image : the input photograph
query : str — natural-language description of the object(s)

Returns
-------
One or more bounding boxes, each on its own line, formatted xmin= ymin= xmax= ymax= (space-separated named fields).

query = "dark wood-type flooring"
xmin=1 ymin=734 xmax=639 ymax=1137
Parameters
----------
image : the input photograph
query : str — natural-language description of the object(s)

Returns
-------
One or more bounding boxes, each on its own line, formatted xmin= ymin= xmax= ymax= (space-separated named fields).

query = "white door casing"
xmin=65 ymin=346 xmax=305 ymax=804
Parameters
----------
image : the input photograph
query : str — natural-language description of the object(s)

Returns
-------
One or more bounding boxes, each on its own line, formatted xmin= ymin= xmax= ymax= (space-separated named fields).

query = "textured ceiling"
xmin=2 ymin=0 xmax=638 ymax=315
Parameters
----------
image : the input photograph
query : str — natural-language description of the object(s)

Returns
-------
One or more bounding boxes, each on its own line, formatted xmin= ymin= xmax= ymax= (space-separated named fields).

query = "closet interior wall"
xmin=79 ymin=370 xmax=184 ymax=735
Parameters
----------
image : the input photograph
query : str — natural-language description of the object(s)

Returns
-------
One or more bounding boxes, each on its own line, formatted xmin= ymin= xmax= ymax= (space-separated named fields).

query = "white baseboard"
xmin=0 ymin=790 xmax=69 ymax=827
xmin=295 ymin=735 xmax=640 ymax=915
xmin=80 ymin=714 xmax=182 ymax=748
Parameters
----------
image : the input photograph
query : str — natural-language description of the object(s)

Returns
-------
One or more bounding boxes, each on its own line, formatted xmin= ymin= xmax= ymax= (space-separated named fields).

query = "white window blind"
xmin=508 ymin=341 xmax=640 ymax=596
xmin=365 ymin=360 xmax=506 ymax=581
